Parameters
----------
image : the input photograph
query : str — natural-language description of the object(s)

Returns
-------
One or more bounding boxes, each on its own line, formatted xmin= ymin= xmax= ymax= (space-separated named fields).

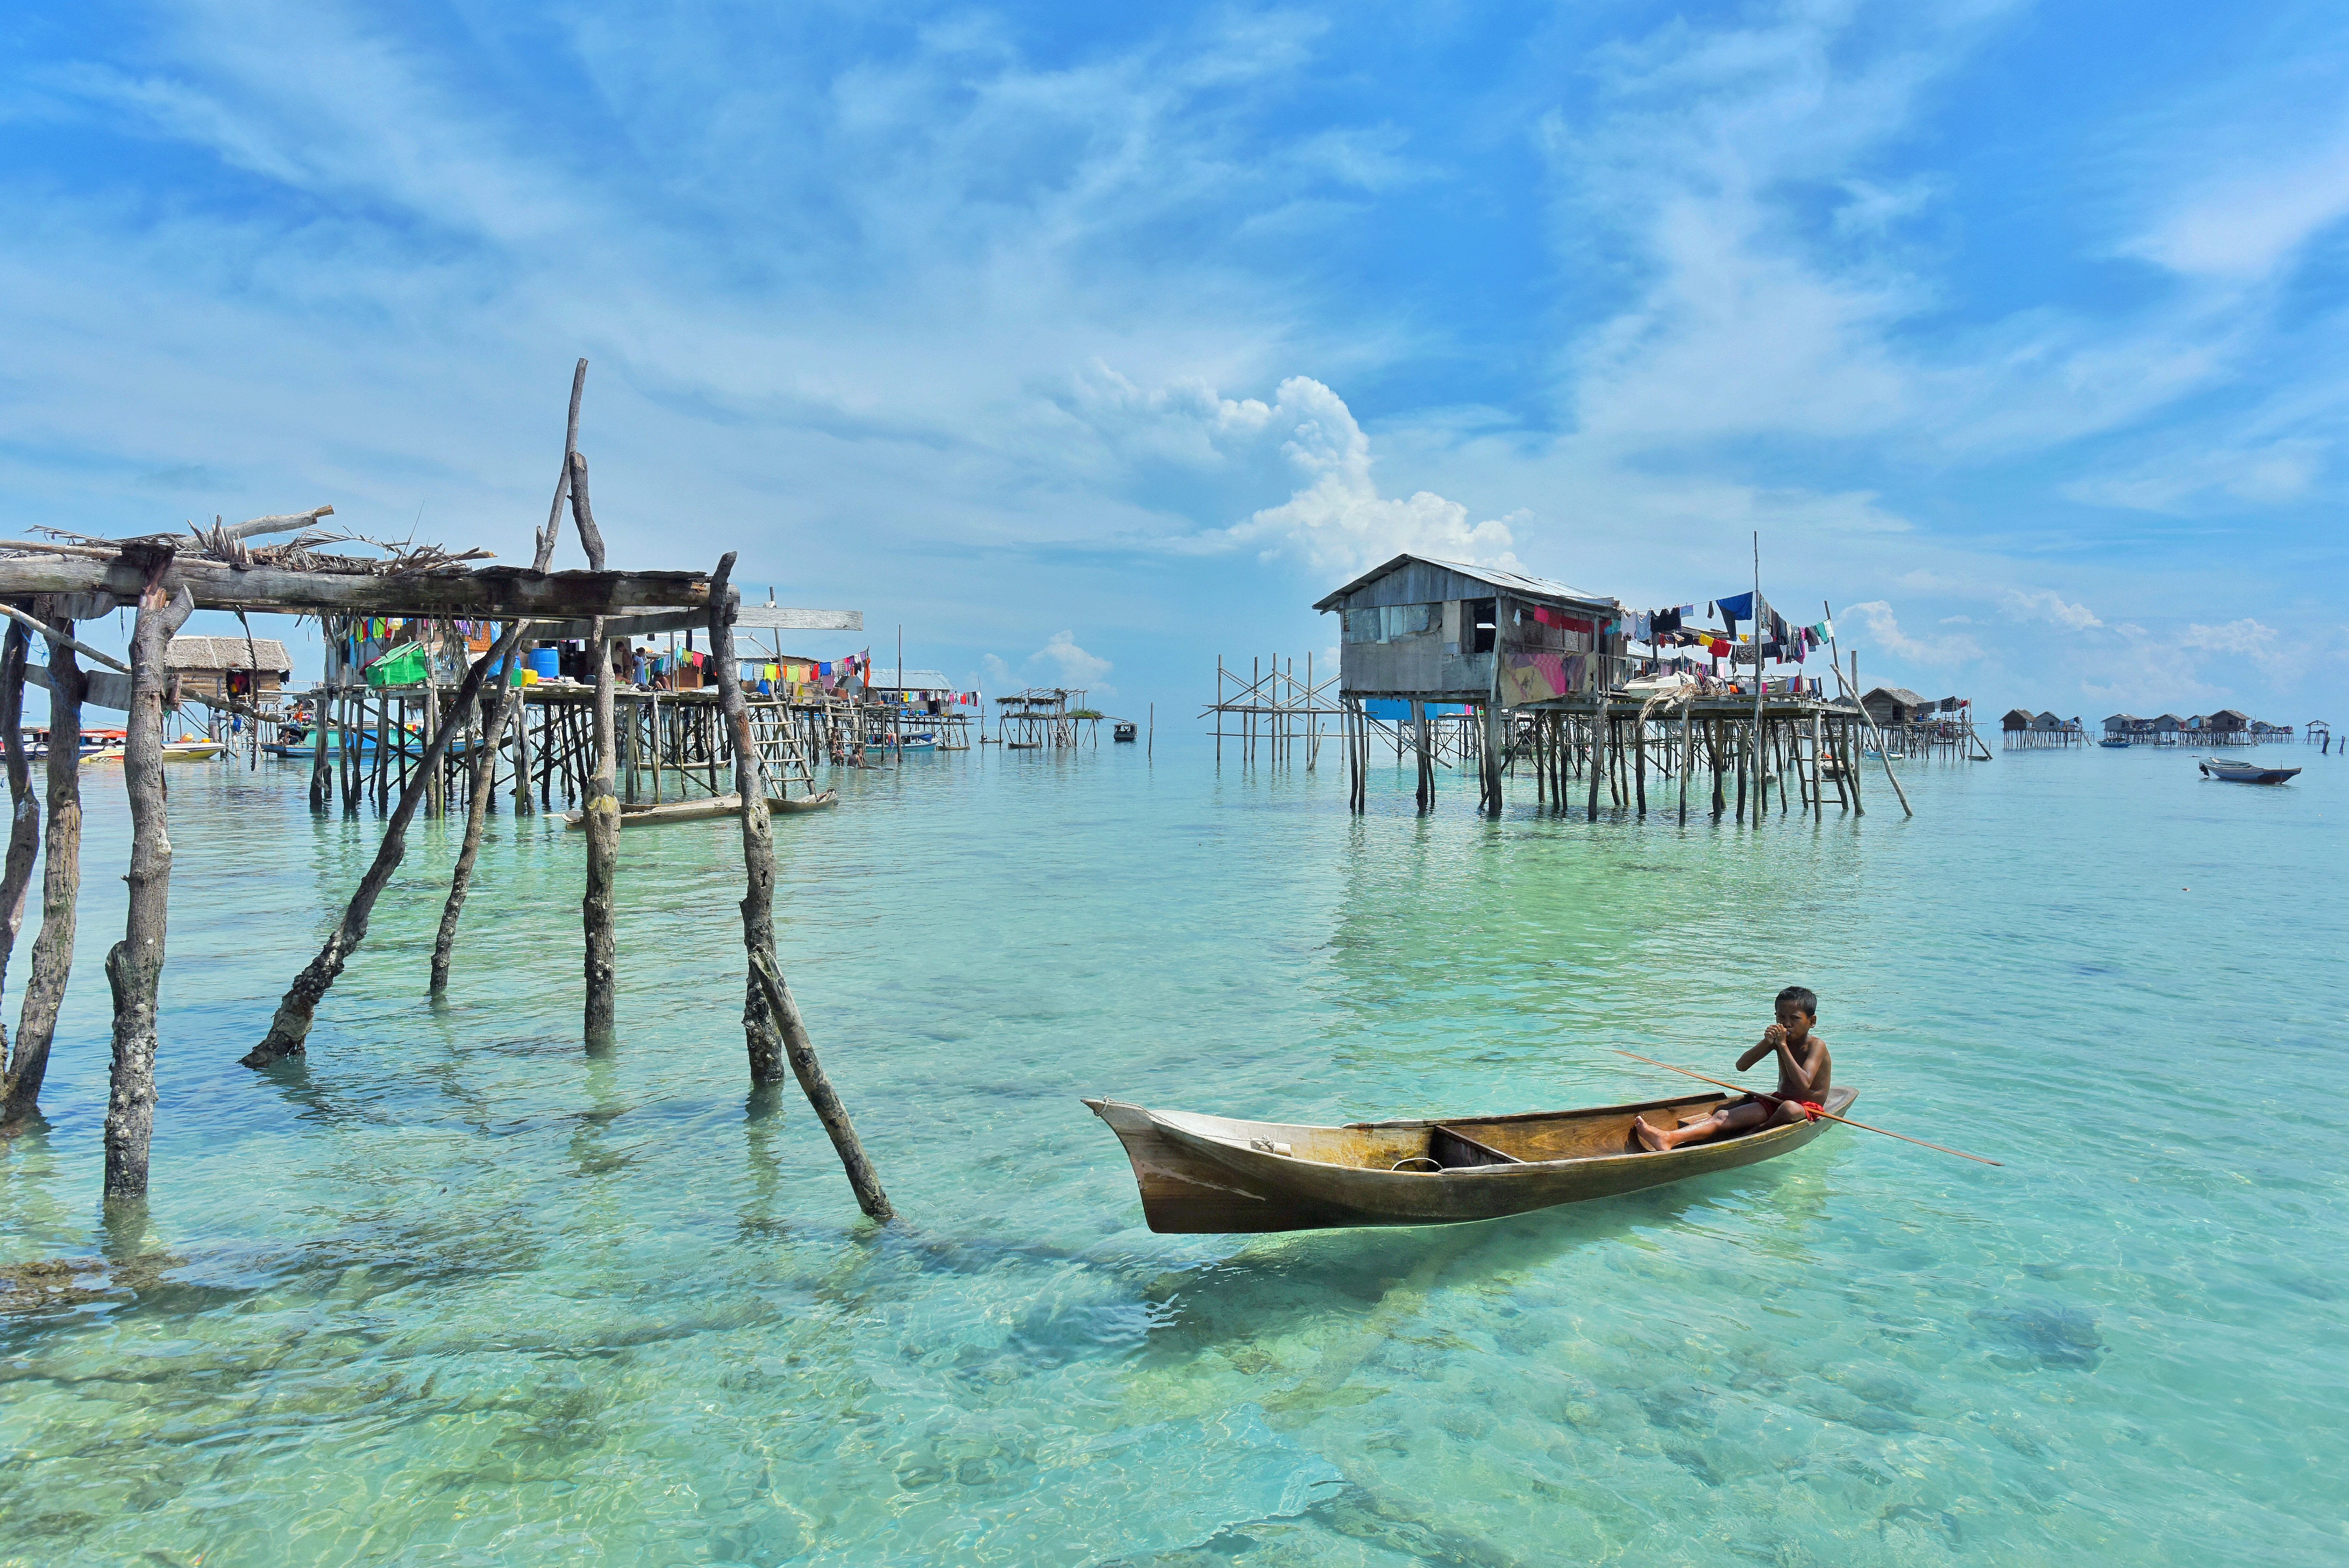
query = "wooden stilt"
xmin=0 ymin=621 xmax=37 ymax=1061
xmin=2 ymin=610 xmax=83 ymax=1125
xmin=101 ymin=569 xmax=195 ymax=1203
xmin=570 ymin=451 xmax=619 ymax=1050
xmin=244 ymin=643 xmax=505 ymax=1068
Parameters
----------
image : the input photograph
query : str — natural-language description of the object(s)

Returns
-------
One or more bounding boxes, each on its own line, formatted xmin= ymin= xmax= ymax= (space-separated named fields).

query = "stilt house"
xmin=1312 ymin=554 xmax=1621 ymax=707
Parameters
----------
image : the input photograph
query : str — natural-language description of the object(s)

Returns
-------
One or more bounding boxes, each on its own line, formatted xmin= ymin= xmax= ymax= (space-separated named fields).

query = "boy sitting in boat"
xmin=1633 ymin=987 xmax=1831 ymax=1152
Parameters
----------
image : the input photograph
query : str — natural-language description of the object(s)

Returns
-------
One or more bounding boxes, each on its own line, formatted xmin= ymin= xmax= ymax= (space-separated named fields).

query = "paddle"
xmin=1614 ymin=1050 xmax=2004 ymax=1167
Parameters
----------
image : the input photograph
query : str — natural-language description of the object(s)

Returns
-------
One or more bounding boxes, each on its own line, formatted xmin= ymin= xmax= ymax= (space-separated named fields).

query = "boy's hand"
xmin=1763 ymin=1024 xmax=1788 ymax=1046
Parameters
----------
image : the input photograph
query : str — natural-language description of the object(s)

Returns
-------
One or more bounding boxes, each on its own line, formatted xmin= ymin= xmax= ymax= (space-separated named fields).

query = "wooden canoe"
xmin=1085 ymin=1085 xmax=1858 ymax=1233
xmin=563 ymin=791 xmax=839 ymax=829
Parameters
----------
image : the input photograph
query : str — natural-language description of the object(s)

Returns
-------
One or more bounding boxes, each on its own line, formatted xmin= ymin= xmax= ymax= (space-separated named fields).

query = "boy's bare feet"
xmin=1633 ymin=1114 xmax=1670 ymax=1152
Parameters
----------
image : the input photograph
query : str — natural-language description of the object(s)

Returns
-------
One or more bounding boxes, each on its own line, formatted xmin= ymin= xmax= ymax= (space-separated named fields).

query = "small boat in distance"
xmin=162 ymin=736 xmax=229 ymax=761
xmin=2198 ymin=755 xmax=2299 ymax=785
xmin=1085 ymin=1086 xmax=1857 ymax=1233
xmin=1113 ymin=721 xmax=1138 ymax=742
xmin=2099 ymin=736 xmax=2129 ymax=748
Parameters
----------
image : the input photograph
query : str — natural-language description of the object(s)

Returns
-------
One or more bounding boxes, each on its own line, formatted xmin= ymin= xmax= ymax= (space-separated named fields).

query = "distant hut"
xmin=1867 ymin=687 xmax=1933 ymax=725
xmin=168 ymin=633 xmax=293 ymax=707
xmin=2001 ymin=708 xmax=2032 ymax=732
xmin=2207 ymin=708 xmax=2251 ymax=744
xmin=2103 ymin=714 xmax=2141 ymax=736
xmin=867 ymin=668 xmax=965 ymax=715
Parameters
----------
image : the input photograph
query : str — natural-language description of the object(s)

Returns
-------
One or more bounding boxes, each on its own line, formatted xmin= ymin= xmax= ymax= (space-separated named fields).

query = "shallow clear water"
xmin=1 ymin=738 xmax=2342 ymax=1566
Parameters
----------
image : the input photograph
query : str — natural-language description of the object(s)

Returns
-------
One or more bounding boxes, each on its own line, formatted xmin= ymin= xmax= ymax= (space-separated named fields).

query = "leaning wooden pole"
xmin=0 ymin=620 xmax=39 ymax=1056
xmin=244 ymin=643 xmax=505 ymax=1068
xmin=428 ymin=618 xmax=532 ymax=995
xmin=2 ymin=612 xmax=84 ymax=1126
xmin=708 ymin=555 xmax=892 ymax=1219
xmin=102 ymin=572 xmax=195 ymax=1204
xmin=706 ymin=554 xmax=787 ymax=1083
xmin=430 ymin=364 xmax=581 ymax=993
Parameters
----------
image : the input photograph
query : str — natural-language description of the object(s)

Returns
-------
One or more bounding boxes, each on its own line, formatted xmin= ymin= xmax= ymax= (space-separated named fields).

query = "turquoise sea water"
xmin=1 ymin=737 xmax=2342 ymax=1566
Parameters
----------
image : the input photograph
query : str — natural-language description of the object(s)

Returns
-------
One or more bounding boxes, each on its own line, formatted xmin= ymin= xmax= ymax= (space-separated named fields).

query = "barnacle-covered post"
xmin=2 ymin=605 xmax=83 ymax=1127
xmin=102 ymin=546 xmax=194 ymax=1202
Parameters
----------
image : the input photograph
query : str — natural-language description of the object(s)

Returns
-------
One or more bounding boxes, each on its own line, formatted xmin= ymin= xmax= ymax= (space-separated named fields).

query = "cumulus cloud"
xmin=2000 ymin=588 xmax=2103 ymax=631
xmin=1844 ymin=600 xmax=1983 ymax=667
xmin=1070 ymin=369 xmax=1520 ymax=574
xmin=985 ymin=632 xmax=1115 ymax=696
xmin=2180 ymin=618 xmax=2288 ymax=672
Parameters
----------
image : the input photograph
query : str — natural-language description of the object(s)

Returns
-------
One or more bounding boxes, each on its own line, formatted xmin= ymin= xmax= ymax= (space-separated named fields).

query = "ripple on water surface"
xmin=1 ymin=744 xmax=2344 ymax=1565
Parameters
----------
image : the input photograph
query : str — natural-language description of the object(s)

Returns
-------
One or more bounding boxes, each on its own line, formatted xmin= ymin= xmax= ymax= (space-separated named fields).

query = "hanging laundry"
xmin=1650 ymin=607 xmax=1682 ymax=636
xmin=1713 ymin=592 xmax=1755 ymax=622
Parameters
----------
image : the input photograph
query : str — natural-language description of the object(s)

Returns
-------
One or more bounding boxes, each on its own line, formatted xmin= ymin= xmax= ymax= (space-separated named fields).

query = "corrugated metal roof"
xmin=865 ymin=669 xmax=958 ymax=692
xmin=1312 ymin=553 xmax=1611 ymax=612
xmin=167 ymin=635 xmax=292 ymax=673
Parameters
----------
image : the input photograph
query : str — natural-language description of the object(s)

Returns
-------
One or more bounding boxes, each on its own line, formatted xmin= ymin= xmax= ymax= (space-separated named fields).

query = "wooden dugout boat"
xmin=562 ymin=790 xmax=839 ymax=829
xmin=1085 ymin=1084 xmax=1858 ymax=1233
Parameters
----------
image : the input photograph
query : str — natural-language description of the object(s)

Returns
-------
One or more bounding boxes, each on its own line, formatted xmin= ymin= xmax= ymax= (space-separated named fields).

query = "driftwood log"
xmin=102 ymin=577 xmax=195 ymax=1201
xmin=245 ymin=641 xmax=506 ymax=1068
xmin=0 ymin=621 xmax=38 ymax=1056
xmin=2 ymin=614 xmax=83 ymax=1126
xmin=747 ymin=949 xmax=893 ymax=1222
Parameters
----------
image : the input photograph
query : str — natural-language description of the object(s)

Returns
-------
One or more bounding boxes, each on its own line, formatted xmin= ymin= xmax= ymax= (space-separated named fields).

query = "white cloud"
xmin=2000 ymin=588 xmax=2103 ymax=631
xmin=2180 ymin=618 xmax=2288 ymax=672
xmin=1844 ymin=600 xmax=1983 ymax=667
xmin=1070 ymin=370 xmax=1520 ymax=574
xmin=2061 ymin=438 xmax=2329 ymax=514
xmin=981 ymin=633 xmax=1115 ymax=695
xmin=2126 ymin=142 xmax=2349 ymax=281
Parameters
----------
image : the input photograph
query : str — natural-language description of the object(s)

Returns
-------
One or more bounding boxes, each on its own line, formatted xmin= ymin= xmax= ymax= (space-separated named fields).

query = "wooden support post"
xmin=2 ymin=612 xmax=83 ymax=1125
xmin=244 ymin=643 xmax=504 ymax=1069
xmin=1634 ymin=714 xmax=1647 ymax=815
xmin=1679 ymin=703 xmax=1693 ymax=824
xmin=0 ymin=621 xmax=37 ymax=1059
xmin=101 ymin=572 xmax=195 ymax=1203
xmin=1810 ymin=709 xmax=1826 ymax=820
xmin=1587 ymin=697 xmax=1606 ymax=820
xmin=1411 ymin=699 xmax=1432 ymax=812
xmin=571 ymin=451 xmax=619 ymax=1049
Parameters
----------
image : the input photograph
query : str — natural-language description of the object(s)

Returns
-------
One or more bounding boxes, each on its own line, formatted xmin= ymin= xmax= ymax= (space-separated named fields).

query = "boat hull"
xmin=1086 ymin=1086 xmax=1857 ymax=1233
xmin=563 ymin=790 xmax=839 ymax=829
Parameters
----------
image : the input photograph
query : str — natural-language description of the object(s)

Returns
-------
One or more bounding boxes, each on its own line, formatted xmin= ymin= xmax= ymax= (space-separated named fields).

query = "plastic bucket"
xmin=528 ymin=648 xmax=561 ymax=681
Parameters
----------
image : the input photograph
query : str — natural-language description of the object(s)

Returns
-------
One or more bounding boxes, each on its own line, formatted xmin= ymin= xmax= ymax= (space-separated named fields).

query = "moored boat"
xmin=563 ymin=790 xmax=839 ymax=829
xmin=2198 ymin=755 xmax=2299 ymax=784
xmin=2099 ymin=736 xmax=2129 ymax=748
xmin=162 ymin=737 xmax=229 ymax=761
xmin=1085 ymin=1085 xmax=1858 ymax=1233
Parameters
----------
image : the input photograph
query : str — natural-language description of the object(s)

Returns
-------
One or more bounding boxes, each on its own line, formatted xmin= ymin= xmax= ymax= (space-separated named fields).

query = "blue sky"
xmin=4 ymin=0 xmax=2343 ymax=722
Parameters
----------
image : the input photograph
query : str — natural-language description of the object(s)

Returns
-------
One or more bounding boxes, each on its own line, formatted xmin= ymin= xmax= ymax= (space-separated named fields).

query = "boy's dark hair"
xmin=1776 ymin=985 xmax=1818 ymax=1019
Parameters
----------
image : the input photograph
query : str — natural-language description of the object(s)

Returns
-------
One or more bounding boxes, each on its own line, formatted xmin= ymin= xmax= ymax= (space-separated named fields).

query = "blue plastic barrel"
xmin=528 ymin=647 xmax=561 ymax=681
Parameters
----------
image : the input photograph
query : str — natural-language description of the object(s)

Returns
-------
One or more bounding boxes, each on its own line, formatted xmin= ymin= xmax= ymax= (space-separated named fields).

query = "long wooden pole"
xmin=102 ymin=575 xmax=196 ymax=1203
xmin=570 ymin=449 xmax=619 ymax=1049
xmin=1613 ymin=1051 xmax=2002 ymax=1165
